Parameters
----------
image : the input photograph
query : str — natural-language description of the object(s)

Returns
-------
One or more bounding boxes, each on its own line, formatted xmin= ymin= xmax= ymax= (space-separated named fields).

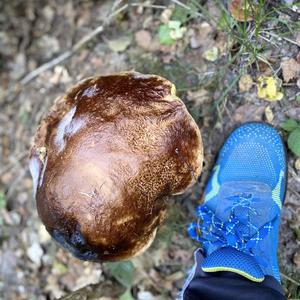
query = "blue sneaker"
xmin=188 ymin=123 xmax=287 ymax=283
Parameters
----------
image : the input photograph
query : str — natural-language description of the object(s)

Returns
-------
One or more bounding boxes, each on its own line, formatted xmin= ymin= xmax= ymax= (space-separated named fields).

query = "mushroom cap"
xmin=29 ymin=72 xmax=203 ymax=261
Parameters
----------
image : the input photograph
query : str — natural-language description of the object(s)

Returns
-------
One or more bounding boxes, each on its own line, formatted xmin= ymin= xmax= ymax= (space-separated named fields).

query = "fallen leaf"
xmin=169 ymin=20 xmax=186 ymax=39
xmin=160 ymin=7 xmax=173 ymax=24
xmin=228 ymin=0 xmax=256 ymax=21
xmin=239 ymin=74 xmax=253 ymax=92
xmin=107 ymin=36 xmax=131 ymax=52
xmin=27 ymin=242 xmax=43 ymax=266
xmin=295 ymin=158 xmax=300 ymax=170
xmin=257 ymin=76 xmax=283 ymax=101
xmin=258 ymin=60 xmax=273 ymax=75
xmin=281 ymin=119 xmax=299 ymax=132
xmin=203 ymin=47 xmax=219 ymax=62
xmin=135 ymin=30 xmax=151 ymax=45
xmin=187 ymin=89 xmax=211 ymax=106
xmin=281 ymin=58 xmax=300 ymax=82
xmin=264 ymin=106 xmax=274 ymax=123
xmin=158 ymin=20 xmax=186 ymax=45
xmin=288 ymin=128 xmax=300 ymax=157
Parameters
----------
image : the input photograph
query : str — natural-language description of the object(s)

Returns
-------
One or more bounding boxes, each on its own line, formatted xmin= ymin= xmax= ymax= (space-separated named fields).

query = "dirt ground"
xmin=0 ymin=0 xmax=300 ymax=299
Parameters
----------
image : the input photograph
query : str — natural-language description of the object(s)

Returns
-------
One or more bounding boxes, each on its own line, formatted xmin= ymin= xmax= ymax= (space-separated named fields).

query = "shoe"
xmin=188 ymin=122 xmax=287 ymax=282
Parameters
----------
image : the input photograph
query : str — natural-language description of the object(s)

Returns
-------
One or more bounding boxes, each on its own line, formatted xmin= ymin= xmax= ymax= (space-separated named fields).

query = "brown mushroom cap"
xmin=29 ymin=72 xmax=203 ymax=261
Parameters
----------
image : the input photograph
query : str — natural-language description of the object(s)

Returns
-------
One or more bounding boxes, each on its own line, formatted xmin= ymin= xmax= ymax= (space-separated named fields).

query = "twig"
xmin=281 ymin=272 xmax=300 ymax=286
xmin=20 ymin=52 xmax=72 ymax=85
xmin=19 ymin=3 xmax=128 ymax=86
xmin=131 ymin=3 xmax=167 ymax=9
xmin=258 ymin=33 xmax=280 ymax=48
xmin=262 ymin=31 xmax=300 ymax=47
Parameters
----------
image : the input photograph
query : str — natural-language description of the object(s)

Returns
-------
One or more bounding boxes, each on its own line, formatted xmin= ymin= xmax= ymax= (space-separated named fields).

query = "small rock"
xmin=9 ymin=53 xmax=26 ymax=80
xmin=160 ymin=7 xmax=173 ymax=24
xmin=265 ymin=106 xmax=274 ymax=123
xmin=135 ymin=30 xmax=159 ymax=51
xmin=42 ymin=6 xmax=55 ymax=22
xmin=10 ymin=211 xmax=21 ymax=225
xmin=17 ymin=192 xmax=28 ymax=204
xmin=37 ymin=35 xmax=60 ymax=60
xmin=0 ymin=251 xmax=18 ymax=285
xmin=27 ymin=242 xmax=43 ymax=266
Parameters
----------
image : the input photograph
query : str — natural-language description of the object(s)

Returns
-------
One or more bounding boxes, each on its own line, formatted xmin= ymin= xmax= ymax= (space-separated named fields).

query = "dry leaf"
xmin=281 ymin=58 xmax=300 ymax=82
xmin=264 ymin=106 xmax=274 ymax=123
xmin=295 ymin=158 xmax=300 ymax=170
xmin=228 ymin=0 xmax=255 ymax=21
xmin=239 ymin=74 xmax=253 ymax=92
xmin=257 ymin=76 xmax=283 ymax=101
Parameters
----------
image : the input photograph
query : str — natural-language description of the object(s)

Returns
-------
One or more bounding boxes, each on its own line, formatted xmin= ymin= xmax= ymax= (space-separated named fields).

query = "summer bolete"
xmin=29 ymin=72 xmax=203 ymax=261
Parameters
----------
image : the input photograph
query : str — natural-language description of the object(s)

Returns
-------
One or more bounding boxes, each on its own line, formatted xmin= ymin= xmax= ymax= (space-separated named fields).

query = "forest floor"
xmin=0 ymin=0 xmax=300 ymax=299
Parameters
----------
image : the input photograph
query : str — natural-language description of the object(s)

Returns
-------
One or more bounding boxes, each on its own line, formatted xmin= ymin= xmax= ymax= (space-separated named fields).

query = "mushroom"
xmin=29 ymin=72 xmax=203 ymax=261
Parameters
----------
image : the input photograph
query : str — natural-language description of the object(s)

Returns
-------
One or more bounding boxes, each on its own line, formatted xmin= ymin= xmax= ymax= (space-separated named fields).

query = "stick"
xmin=280 ymin=272 xmax=300 ymax=286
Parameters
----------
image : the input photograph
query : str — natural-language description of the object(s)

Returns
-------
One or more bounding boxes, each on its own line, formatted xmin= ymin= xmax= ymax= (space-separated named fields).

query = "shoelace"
xmin=188 ymin=195 xmax=277 ymax=267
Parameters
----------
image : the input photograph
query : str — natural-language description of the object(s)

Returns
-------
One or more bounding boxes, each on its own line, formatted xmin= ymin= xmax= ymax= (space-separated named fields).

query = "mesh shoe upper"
xmin=188 ymin=123 xmax=286 ymax=282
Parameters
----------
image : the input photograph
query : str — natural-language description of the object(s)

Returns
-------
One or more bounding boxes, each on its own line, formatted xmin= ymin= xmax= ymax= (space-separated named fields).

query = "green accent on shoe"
xmin=204 ymin=165 xmax=220 ymax=202
xmin=272 ymin=170 xmax=284 ymax=209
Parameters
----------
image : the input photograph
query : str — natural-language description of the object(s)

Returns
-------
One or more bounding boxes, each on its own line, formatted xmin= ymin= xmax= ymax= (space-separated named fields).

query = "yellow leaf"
xmin=257 ymin=76 xmax=283 ymax=101
xmin=203 ymin=47 xmax=219 ymax=62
